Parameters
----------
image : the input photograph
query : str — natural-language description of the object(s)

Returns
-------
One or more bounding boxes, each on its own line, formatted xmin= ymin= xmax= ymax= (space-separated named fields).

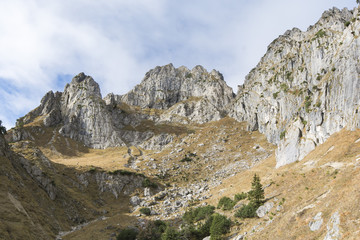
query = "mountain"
xmin=231 ymin=7 xmax=359 ymax=167
xmin=1 ymin=6 xmax=360 ymax=240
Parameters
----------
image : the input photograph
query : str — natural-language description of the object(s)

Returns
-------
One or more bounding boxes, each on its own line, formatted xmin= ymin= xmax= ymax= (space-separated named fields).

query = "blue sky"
xmin=0 ymin=0 xmax=356 ymax=129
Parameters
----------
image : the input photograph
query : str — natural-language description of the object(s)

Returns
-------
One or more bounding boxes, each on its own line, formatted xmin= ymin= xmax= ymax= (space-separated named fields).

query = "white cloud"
xmin=0 ymin=0 xmax=356 ymax=129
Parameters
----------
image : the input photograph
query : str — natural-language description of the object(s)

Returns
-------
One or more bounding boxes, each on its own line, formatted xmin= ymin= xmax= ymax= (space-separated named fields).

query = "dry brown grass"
xmin=49 ymin=147 xmax=131 ymax=171
xmin=6 ymin=116 xmax=360 ymax=239
xmin=205 ymin=128 xmax=360 ymax=239
xmin=135 ymin=117 xmax=275 ymax=187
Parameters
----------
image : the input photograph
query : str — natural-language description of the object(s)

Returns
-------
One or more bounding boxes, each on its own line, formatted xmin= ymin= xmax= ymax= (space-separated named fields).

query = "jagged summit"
xmin=68 ymin=72 xmax=101 ymax=97
xmin=120 ymin=63 xmax=234 ymax=110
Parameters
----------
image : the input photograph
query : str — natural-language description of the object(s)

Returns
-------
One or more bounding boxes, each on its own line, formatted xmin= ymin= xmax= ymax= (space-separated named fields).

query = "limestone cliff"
xmin=121 ymin=64 xmax=234 ymax=111
xmin=230 ymin=7 xmax=360 ymax=167
xmin=119 ymin=63 xmax=235 ymax=124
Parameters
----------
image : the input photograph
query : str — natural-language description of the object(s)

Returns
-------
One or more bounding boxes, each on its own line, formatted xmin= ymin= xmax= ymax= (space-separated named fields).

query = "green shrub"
xmin=300 ymin=117 xmax=307 ymax=126
xmin=273 ymin=92 xmax=279 ymax=99
xmin=280 ymin=131 xmax=286 ymax=140
xmin=88 ymin=166 xmax=97 ymax=173
xmin=180 ymin=157 xmax=192 ymax=162
xmin=234 ymin=192 xmax=247 ymax=202
xmin=280 ymin=83 xmax=289 ymax=92
xmin=234 ymin=203 xmax=258 ymax=218
xmin=109 ymin=169 xmax=133 ymax=175
xmin=142 ymin=178 xmax=158 ymax=188
xmin=117 ymin=228 xmax=138 ymax=240
xmin=161 ymin=226 xmax=181 ymax=240
xmin=140 ymin=207 xmax=151 ymax=216
xmin=209 ymin=214 xmax=231 ymax=240
xmin=315 ymin=101 xmax=321 ymax=108
xmin=217 ymin=197 xmax=236 ymax=211
xmin=180 ymin=223 xmax=202 ymax=240
xmin=285 ymin=71 xmax=293 ymax=82
xmin=345 ymin=21 xmax=351 ymax=27
xmin=198 ymin=216 xmax=214 ymax=238
xmin=315 ymin=29 xmax=326 ymax=38
xmin=16 ymin=118 xmax=24 ymax=128
xmin=305 ymin=95 xmax=312 ymax=113
xmin=331 ymin=67 xmax=336 ymax=72
xmin=183 ymin=205 xmax=215 ymax=223
xmin=185 ymin=73 xmax=192 ymax=78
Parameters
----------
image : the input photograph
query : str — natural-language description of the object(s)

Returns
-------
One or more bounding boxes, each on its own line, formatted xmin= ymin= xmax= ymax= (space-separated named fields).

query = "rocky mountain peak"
xmin=120 ymin=64 xmax=234 ymax=110
xmin=65 ymin=72 xmax=101 ymax=99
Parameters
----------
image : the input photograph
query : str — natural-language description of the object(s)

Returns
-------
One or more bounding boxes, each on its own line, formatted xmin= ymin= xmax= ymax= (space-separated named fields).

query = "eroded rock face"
xmin=59 ymin=73 xmax=125 ymax=148
xmin=230 ymin=7 xmax=360 ymax=167
xmin=121 ymin=64 xmax=234 ymax=110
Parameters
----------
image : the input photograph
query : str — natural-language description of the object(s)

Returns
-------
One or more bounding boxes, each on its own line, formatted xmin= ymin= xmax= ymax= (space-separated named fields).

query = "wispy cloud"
xmin=0 ymin=0 xmax=355 ymax=128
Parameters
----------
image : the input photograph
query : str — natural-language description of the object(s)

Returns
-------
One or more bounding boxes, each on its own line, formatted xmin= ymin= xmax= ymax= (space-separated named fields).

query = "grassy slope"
xmin=207 ymin=129 xmax=360 ymax=239
xmin=3 ymin=117 xmax=360 ymax=239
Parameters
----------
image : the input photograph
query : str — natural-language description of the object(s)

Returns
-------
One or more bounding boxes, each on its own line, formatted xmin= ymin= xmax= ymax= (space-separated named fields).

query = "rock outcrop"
xmin=59 ymin=73 xmax=125 ymax=148
xmin=230 ymin=7 xmax=360 ymax=167
xmin=121 ymin=64 xmax=234 ymax=111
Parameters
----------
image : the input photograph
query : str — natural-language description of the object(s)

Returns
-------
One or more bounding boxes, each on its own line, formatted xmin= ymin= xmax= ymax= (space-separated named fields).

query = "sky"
xmin=0 ymin=0 xmax=356 ymax=129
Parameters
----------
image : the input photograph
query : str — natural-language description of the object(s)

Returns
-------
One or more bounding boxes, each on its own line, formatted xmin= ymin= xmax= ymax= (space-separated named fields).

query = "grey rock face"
xmin=256 ymin=201 xmax=274 ymax=218
xmin=230 ymin=7 xmax=360 ymax=167
xmin=18 ymin=155 xmax=57 ymax=200
xmin=121 ymin=64 xmax=235 ymax=123
xmin=232 ymin=234 xmax=245 ymax=240
xmin=324 ymin=212 xmax=341 ymax=240
xmin=130 ymin=196 xmax=141 ymax=206
xmin=309 ymin=212 xmax=323 ymax=231
xmin=18 ymin=65 xmax=234 ymax=150
xmin=94 ymin=171 xmax=144 ymax=198
xmin=59 ymin=73 xmax=125 ymax=148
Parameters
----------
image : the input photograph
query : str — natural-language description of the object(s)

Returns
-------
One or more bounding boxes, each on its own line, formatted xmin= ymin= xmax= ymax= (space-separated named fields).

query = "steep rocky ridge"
xmin=230 ymin=7 xmax=360 ymax=167
xmin=12 ymin=65 xmax=234 ymax=150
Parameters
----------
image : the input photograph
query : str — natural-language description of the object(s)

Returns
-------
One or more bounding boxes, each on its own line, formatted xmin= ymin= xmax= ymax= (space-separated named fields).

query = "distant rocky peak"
xmin=306 ymin=7 xmax=353 ymax=34
xmin=120 ymin=64 xmax=234 ymax=110
xmin=64 ymin=72 xmax=101 ymax=99
xmin=71 ymin=72 xmax=87 ymax=84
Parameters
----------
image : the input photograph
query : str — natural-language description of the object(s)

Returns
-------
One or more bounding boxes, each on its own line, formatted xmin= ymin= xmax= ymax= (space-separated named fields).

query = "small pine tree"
xmin=0 ymin=120 xmax=6 ymax=135
xmin=357 ymin=0 xmax=360 ymax=5
xmin=247 ymin=174 xmax=264 ymax=207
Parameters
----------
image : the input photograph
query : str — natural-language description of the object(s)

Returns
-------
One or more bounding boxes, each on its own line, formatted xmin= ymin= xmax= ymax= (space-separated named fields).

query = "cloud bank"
xmin=0 ymin=0 xmax=355 ymax=128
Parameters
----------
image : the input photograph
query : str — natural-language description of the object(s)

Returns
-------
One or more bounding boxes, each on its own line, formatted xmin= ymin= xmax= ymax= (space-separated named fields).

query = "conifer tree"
xmin=248 ymin=174 xmax=264 ymax=207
